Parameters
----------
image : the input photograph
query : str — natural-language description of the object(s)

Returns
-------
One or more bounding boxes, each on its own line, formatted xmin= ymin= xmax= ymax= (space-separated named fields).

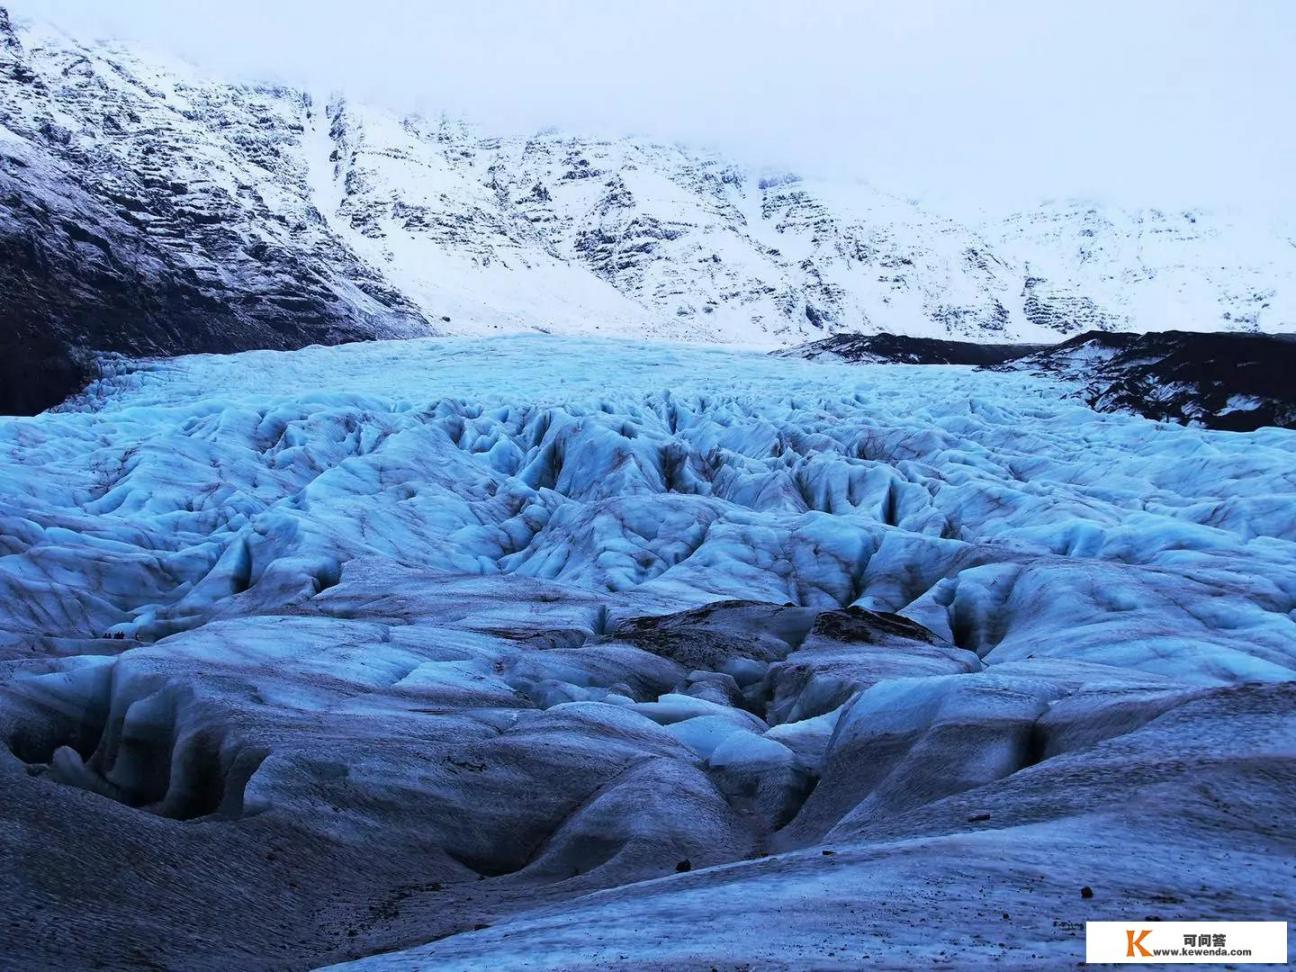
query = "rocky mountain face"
xmin=248 ymin=98 xmax=1034 ymax=346
xmin=0 ymin=9 xmax=433 ymax=413
xmin=2 ymin=7 xmax=1295 ymax=414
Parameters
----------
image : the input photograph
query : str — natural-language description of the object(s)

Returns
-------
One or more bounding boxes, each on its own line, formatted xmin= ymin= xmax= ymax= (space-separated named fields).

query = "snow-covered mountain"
xmin=4 ymin=9 xmax=1295 ymax=968
xmin=989 ymin=201 xmax=1296 ymax=336
xmin=2 ymin=6 xmax=1295 ymax=414
xmin=0 ymin=9 xmax=431 ymax=413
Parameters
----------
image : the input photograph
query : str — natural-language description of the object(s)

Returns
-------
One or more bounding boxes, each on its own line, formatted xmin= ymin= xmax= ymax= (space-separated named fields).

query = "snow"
xmin=1 ymin=335 xmax=1294 ymax=968
xmin=1220 ymin=393 xmax=1265 ymax=415
xmin=5 ymin=8 xmax=1294 ymax=358
xmin=990 ymin=201 xmax=1296 ymax=335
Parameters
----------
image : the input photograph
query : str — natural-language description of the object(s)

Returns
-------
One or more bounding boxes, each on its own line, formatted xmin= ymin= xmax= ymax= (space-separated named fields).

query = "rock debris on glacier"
xmin=996 ymin=329 xmax=1296 ymax=431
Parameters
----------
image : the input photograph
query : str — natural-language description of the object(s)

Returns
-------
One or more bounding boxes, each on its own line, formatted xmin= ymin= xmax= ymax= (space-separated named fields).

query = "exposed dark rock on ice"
xmin=998 ymin=330 xmax=1296 ymax=431
xmin=774 ymin=332 xmax=1047 ymax=365
xmin=786 ymin=328 xmax=1296 ymax=432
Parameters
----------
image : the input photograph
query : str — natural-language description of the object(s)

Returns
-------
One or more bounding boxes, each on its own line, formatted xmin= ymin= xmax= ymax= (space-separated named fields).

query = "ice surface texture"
xmin=1 ymin=336 xmax=1293 ymax=969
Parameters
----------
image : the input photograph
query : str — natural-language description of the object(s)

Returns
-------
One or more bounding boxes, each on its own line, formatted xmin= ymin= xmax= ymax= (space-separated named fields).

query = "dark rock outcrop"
xmin=775 ymin=332 xmax=1047 ymax=366
xmin=999 ymin=330 xmax=1296 ymax=431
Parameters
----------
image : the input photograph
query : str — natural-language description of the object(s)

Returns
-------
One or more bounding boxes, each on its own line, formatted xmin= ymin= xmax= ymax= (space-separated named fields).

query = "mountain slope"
xmin=2 ymin=7 xmax=1295 ymax=415
xmin=989 ymin=201 xmax=1296 ymax=336
xmin=260 ymin=96 xmax=1037 ymax=344
xmin=0 ymin=9 xmax=435 ymax=413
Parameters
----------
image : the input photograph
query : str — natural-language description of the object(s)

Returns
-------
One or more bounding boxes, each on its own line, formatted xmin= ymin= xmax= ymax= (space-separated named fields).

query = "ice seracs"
xmin=0 ymin=336 xmax=1293 ymax=968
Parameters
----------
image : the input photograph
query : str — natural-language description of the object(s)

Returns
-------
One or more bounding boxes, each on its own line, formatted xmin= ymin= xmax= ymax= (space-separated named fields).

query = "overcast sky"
xmin=12 ymin=0 xmax=1296 ymax=217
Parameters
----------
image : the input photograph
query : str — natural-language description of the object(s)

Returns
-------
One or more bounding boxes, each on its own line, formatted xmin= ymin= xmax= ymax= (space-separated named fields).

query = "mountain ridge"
xmin=2 ymin=6 xmax=1294 ymax=413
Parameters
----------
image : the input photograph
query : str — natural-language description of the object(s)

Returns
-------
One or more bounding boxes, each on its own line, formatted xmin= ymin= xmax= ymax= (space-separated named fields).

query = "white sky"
xmin=11 ymin=0 xmax=1296 ymax=218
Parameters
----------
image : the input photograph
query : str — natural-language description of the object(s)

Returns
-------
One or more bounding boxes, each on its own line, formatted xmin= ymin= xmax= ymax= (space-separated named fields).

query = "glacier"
xmin=0 ymin=335 xmax=1294 ymax=969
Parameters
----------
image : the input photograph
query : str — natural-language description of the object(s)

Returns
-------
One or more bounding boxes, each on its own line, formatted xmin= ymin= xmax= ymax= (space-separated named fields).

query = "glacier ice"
xmin=0 ymin=335 xmax=1293 ymax=969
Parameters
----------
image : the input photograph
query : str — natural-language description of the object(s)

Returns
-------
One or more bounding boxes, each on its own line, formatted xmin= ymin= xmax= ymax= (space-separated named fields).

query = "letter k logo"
xmin=1126 ymin=928 xmax=1152 ymax=957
